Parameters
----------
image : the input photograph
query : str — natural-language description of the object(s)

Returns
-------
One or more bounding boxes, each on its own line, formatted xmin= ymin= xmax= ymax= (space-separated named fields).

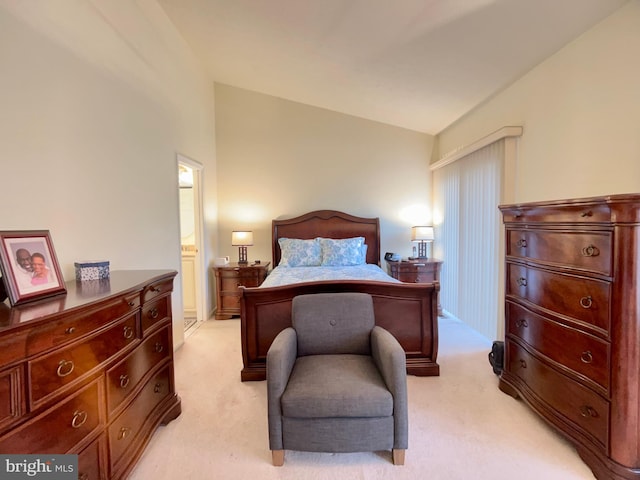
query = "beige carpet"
xmin=128 ymin=316 xmax=596 ymax=480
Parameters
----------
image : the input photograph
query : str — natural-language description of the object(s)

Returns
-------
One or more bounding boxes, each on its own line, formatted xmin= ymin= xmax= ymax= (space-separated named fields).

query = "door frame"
xmin=177 ymin=153 xmax=206 ymax=331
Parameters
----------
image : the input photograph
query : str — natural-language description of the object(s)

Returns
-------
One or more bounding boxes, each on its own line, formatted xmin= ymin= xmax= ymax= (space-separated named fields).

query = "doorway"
xmin=177 ymin=155 xmax=206 ymax=335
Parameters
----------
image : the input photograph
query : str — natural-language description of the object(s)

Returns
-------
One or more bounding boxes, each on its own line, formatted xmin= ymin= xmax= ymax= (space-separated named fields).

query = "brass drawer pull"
xmin=516 ymin=239 xmax=527 ymax=248
xmin=580 ymin=296 xmax=593 ymax=309
xmin=581 ymin=210 xmax=593 ymax=218
xmin=154 ymin=383 xmax=163 ymax=394
xmin=65 ymin=326 xmax=76 ymax=334
xmin=150 ymin=286 xmax=161 ymax=293
xmin=516 ymin=277 xmax=527 ymax=287
xmin=57 ymin=359 xmax=75 ymax=377
xmin=154 ymin=342 xmax=164 ymax=353
xmin=119 ymin=374 xmax=130 ymax=388
xmin=580 ymin=351 xmax=593 ymax=364
xmin=148 ymin=308 xmax=159 ymax=319
xmin=117 ymin=427 xmax=131 ymax=440
xmin=128 ymin=301 xmax=136 ymax=307
xmin=123 ymin=325 xmax=135 ymax=339
xmin=579 ymin=405 xmax=598 ymax=418
xmin=71 ymin=410 xmax=88 ymax=428
xmin=581 ymin=245 xmax=600 ymax=257
xmin=516 ymin=319 xmax=528 ymax=328
xmin=519 ymin=359 xmax=527 ymax=369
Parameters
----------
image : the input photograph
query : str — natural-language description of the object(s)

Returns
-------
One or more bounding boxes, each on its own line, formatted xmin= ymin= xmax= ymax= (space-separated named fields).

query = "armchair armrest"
xmin=266 ymin=327 xmax=297 ymax=450
xmin=371 ymin=326 xmax=408 ymax=449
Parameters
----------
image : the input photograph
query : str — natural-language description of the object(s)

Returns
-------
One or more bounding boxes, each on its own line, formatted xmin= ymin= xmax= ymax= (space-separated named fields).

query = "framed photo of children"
xmin=0 ymin=230 xmax=66 ymax=306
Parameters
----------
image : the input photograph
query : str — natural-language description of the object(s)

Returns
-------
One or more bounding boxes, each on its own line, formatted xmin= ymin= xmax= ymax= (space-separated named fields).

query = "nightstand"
xmin=386 ymin=259 xmax=443 ymax=316
xmin=213 ymin=262 xmax=270 ymax=319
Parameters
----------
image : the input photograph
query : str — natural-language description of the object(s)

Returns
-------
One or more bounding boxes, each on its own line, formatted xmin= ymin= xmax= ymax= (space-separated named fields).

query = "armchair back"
xmin=292 ymin=292 xmax=375 ymax=356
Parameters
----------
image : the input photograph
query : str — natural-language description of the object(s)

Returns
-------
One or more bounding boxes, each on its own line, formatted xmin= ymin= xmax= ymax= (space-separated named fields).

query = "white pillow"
xmin=278 ymin=238 xmax=322 ymax=267
xmin=319 ymin=237 xmax=366 ymax=266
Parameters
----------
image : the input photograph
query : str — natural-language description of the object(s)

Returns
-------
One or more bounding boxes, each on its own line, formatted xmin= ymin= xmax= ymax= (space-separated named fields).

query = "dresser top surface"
xmin=499 ymin=193 xmax=640 ymax=211
xmin=0 ymin=269 xmax=176 ymax=331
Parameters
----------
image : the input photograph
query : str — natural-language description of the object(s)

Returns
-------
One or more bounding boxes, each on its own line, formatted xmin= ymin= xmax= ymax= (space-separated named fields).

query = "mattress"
xmin=260 ymin=264 xmax=400 ymax=288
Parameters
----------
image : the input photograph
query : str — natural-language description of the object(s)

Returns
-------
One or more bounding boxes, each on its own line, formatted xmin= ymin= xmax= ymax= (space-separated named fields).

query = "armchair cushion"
xmin=281 ymin=354 xmax=393 ymax=418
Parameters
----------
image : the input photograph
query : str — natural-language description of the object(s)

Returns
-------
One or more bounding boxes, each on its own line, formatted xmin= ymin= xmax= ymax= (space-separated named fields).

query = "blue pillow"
xmin=278 ymin=238 xmax=322 ymax=267
xmin=319 ymin=237 xmax=366 ymax=266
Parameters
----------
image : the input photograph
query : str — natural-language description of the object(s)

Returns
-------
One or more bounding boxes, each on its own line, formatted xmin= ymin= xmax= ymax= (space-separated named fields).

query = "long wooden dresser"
xmin=499 ymin=194 xmax=640 ymax=480
xmin=0 ymin=270 xmax=180 ymax=480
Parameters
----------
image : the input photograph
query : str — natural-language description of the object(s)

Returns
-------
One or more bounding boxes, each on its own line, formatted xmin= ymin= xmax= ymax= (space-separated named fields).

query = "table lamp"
xmin=411 ymin=226 xmax=434 ymax=259
xmin=231 ymin=231 xmax=253 ymax=264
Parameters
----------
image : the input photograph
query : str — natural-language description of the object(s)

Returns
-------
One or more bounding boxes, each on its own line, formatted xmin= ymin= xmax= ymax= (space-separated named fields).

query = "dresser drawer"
xmin=142 ymin=278 xmax=174 ymax=304
xmin=25 ymin=294 xmax=140 ymax=358
xmin=507 ymin=229 xmax=612 ymax=275
xmin=106 ymin=326 xmax=171 ymax=416
xmin=0 ymin=378 xmax=103 ymax=454
xmin=506 ymin=302 xmax=610 ymax=392
xmin=108 ymin=365 xmax=172 ymax=471
xmin=502 ymin=202 xmax=612 ymax=224
xmin=76 ymin=434 xmax=107 ymax=480
xmin=141 ymin=296 xmax=170 ymax=335
xmin=29 ymin=313 xmax=138 ymax=408
xmin=507 ymin=263 xmax=611 ymax=334
xmin=0 ymin=365 xmax=24 ymax=432
xmin=507 ymin=341 xmax=609 ymax=449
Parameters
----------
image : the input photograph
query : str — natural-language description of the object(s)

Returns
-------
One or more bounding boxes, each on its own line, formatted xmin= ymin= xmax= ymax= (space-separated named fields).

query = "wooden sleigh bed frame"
xmin=239 ymin=210 xmax=439 ymax=381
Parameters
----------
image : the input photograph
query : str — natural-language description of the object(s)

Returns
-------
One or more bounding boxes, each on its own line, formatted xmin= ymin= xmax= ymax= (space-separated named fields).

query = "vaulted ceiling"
xmin=158 ymin=0 xmax=627 ymax=134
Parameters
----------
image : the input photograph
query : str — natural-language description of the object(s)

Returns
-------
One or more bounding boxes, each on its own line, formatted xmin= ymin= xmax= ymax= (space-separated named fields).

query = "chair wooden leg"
xmin=392 ymin=449 xmax=405 ymax=465
xmin=271 ymin=450 xmax=284 ymax=466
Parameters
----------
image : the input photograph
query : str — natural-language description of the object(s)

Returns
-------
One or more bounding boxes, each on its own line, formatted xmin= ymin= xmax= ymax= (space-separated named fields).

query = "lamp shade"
xmin=231 ymin=231 xmax=254 ymax=246
xmin=411 ymin=226 xmax=434 ymax=242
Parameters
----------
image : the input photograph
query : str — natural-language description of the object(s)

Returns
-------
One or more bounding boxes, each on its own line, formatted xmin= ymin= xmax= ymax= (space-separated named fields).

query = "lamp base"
xmin=417 ymin=241 xmax=428 ymax=259
xmin=238 ymin=246 xmax=248 ymax=264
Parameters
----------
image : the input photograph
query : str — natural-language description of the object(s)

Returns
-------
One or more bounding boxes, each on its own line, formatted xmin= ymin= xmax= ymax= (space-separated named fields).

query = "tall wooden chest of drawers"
xmin=0 ymin=270 xmax=180 ymax=480
xmin=499 ymin=194 xmax=640 ymax=480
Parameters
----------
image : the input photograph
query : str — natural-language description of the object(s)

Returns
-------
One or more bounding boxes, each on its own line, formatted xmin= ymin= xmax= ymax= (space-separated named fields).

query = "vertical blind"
xmin=433 ymin=140 xmax=504 ymax=340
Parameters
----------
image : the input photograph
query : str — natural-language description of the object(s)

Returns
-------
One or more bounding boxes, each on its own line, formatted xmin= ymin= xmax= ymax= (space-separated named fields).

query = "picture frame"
xmin=0 ymin=230 xmax=66 ymax=306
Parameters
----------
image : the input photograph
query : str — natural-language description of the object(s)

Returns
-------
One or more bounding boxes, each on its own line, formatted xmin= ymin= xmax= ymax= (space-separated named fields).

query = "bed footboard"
xmin=240 ymin=280 xmax=439 ymax=381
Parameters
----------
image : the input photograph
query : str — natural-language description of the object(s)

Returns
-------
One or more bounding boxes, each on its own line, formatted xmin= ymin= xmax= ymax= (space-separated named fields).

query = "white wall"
xmin=0 ymin=1 xmax=218 ymax=346
xmin=214 ymin=84 xmax=435 ymax=264
xmin=436 ymin=0 xmax=640 ymax=202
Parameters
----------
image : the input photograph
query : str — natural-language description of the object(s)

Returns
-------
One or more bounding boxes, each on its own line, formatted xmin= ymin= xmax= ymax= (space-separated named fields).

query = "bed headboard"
xmin=272 ymin=210 xmax=381 ymax=266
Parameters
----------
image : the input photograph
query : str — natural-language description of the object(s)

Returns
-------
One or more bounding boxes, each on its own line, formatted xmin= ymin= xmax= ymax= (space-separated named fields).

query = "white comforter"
xmin=260 ymin=264 xmax=400 ymax=288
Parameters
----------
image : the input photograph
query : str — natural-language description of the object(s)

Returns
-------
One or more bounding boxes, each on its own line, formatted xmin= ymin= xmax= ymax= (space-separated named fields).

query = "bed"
xmin=239 ymin=210 xmax=439 ymax=381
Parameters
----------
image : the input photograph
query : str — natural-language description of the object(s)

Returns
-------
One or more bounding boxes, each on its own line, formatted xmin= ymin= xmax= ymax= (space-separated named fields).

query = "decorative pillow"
xmin=319 ymin=237 xmax=367 ymax=266
xmin=278 ymin=238 xmax=322 ymax=267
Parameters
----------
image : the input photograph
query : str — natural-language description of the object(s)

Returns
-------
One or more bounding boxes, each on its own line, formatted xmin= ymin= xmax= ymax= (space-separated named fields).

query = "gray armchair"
xmin=266 ymin=292 xmax=408 ymax=466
